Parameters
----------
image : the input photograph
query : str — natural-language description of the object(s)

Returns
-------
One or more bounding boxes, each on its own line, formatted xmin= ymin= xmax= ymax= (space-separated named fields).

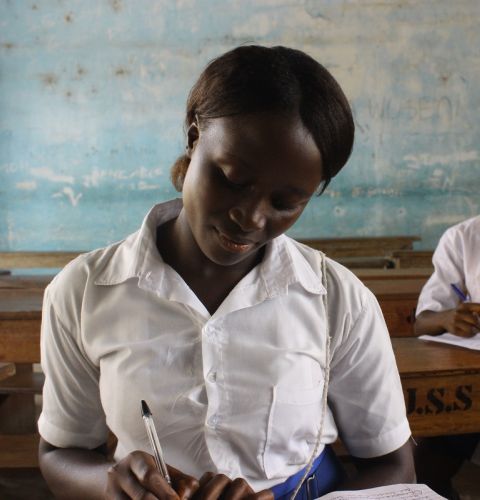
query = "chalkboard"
xmin=1 ymin=0 xmax=479 ymax=251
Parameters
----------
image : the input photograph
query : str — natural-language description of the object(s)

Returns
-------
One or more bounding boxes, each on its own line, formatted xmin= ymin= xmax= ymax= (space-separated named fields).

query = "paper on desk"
xmin=318 ymin=483 xmax=445 ymax=499
xmin=418 ymin=332 xmax=480 ymax=351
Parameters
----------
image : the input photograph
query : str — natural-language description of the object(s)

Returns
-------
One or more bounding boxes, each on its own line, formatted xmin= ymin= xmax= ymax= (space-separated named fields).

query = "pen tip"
xmin=141 ymin=399 xmax=151 ymax=417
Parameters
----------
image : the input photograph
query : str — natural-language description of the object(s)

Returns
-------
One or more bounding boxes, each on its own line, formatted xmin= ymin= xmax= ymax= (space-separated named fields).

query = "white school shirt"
xmin=39 ymin=200 xmax=410 ymax=491
xmin=416 ymin=215 xmax=480 ymax=316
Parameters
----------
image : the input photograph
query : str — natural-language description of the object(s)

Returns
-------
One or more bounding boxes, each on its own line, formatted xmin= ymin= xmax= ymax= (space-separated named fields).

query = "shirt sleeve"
xmin=327 ymin=288 xmax=411 ymax=458
xmin=416 ymin=227 xmax=465 ymax=316
xmin=38 ymin=282 xmax=109 ymax=449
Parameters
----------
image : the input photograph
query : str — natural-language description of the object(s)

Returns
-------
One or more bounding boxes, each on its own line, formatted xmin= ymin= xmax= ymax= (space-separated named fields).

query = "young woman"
xmin=38 ymin=45 xmax=414 ymax=499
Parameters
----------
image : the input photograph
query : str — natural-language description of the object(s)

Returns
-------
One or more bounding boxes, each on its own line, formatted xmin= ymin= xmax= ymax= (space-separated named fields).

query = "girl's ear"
xmin=186 ymin=121 xmax=200 ymax=158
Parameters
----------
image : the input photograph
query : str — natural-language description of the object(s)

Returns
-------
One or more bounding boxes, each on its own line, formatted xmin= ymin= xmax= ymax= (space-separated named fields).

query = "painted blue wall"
xmin=1 ymin=0 xmax=479 ymax=251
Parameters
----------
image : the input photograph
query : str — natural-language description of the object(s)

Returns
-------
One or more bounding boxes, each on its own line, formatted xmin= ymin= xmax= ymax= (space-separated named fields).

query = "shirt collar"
xmin=94 ymin=199 xmax=182 ymax=285
xmin=94 ymin=199 xmax=325 ymax=298
xmin=258 ymin=235 xmax=326 ymax=298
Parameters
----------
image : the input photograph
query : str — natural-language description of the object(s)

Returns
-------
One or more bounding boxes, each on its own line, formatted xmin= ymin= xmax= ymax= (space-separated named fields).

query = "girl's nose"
xmin=229 ymin=199 xmax=267 ymax=232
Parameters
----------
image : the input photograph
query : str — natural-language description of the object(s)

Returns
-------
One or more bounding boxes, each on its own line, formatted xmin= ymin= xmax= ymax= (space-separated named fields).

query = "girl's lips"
xmin=217 ymin=231 xmax=254 ymax=253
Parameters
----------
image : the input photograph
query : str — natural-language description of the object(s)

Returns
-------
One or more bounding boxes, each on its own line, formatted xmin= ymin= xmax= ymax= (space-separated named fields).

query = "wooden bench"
xmin=0 ymin=362 xmax=16 ymax=382
xmin=298 ymin=235 xmax=421 ymax=259
xmin=0 ymin=251 xmax=81 ymax=270
xmin=391 ymin=250 xmax=434 ymax=269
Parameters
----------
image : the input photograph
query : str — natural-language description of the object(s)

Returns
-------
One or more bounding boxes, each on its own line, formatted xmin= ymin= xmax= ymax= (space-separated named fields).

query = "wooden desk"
xmin=363 ymin=278 xmax=427 ymax=337
xmin=393 ymin=338 xmax=480 ymax=437
xmin=0 ymin=289 xmax=43 ymax=364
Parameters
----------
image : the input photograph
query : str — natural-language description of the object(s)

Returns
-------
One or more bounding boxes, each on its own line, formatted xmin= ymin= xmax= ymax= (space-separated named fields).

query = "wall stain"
xmin=76 ymin=65 xmax=86 ymax=77
xmin=115 ymin=67 xmax=131 ymax=76
xmin=31 ymin=4 xmax=38 ymax=10
xmin=1 ymin=43 xmax=15 ymax=50
xmin=109 ymin=0 xmax=122 ymax=12
xmin=65 ymin=90 xmax=72 ymax=98
xmin=64 ymin=12 xmax=73 ymax=23
xmin=39 ymin=73 xmax=59 ymax=87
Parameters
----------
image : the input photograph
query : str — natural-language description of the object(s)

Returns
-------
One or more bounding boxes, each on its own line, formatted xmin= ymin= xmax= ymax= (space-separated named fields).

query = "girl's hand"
xmin=105 ymin=450 xmax=199 ymax=499
xmin=193 ymin=472 xmax=273 ymax=500
xmin=446 ymin=302 xmax=480 ymax=337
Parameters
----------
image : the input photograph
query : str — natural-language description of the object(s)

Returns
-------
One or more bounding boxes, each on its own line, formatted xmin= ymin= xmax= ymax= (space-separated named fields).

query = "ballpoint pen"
xmin=450 ymin=283 xmax=469 ymax=302
xmin=141 ymin=399 xmax=172 ymax=485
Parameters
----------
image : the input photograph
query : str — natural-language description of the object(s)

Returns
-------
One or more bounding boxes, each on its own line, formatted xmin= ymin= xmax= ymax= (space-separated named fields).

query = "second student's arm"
xmin=414 ymin=304 xmax=480 ymax=337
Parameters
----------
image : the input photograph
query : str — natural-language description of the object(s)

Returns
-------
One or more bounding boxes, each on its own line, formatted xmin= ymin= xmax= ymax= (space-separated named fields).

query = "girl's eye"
xmin=216 ymin=169 xmax=245 ymax=189
xmin=271 ymin=198 xmax=300 ymax=212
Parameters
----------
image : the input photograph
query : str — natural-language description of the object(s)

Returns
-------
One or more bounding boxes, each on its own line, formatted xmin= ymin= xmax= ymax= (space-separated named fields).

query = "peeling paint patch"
xmin=16 ymin=181 xmax=37 ymax=190
xmin=52 ymin=187 xmax=82 ymax=206
xmin=404 ymin=150 xmax=479 ymax=169
xmin=82 ymin=166 xmax=163 ymax=188
xmin=138 ymin=181 xmax=160 ymax=190
xmin=424 ymin=214 xmax=468 ymax=227
xmin=31 ymin=167 xmax=74 ymax=184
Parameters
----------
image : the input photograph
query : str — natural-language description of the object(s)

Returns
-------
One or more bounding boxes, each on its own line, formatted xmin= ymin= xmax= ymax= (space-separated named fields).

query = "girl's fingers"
xmin=218 ymin=477 xmax=254 ymax=500
xmin=194 ymin=473 xmax=231 ymax=500
xmin=168 ymin=464 xmax=201 ymax=500
xmin=106 ymin=451 xmax=179 ymax=500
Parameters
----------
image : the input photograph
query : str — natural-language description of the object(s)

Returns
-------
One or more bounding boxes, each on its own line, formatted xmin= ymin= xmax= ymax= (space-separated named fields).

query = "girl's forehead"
xmin=199 ymin=113 xmax=324 ymax=187
xmin=202 ymin=112 xmax=321 ymax=160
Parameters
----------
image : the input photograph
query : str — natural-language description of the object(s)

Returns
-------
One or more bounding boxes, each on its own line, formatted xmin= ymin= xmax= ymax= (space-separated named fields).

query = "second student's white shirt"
xmin=39 ymin=200 xmax=410 ymax=491
xmin=416 ymin=215 xmax=480 ymax=315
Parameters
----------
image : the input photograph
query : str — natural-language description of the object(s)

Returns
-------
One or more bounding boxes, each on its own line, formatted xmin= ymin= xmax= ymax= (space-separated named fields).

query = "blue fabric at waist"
xmin=270 ymin=446 xmax=344 ymax=500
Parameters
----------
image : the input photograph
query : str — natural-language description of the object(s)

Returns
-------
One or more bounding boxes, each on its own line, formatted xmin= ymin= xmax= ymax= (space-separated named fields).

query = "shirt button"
xmin=208 ymin=414 xmax=219 ymax=428
xmin=208 ymin=371 xmax=217 ymax=383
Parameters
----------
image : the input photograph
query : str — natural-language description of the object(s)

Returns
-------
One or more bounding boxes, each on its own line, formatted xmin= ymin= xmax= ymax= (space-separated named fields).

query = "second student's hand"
xmin=443 ymin=302 xmax=480 ymax=337
xmin=415 ymin=303 xmax=480 ymax=337
xmin=447 ymin=302 xmax=480 ymax=337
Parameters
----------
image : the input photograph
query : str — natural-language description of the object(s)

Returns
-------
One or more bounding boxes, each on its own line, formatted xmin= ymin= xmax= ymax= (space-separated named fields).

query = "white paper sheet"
xmin=418 ymin=332 xmax=480 ymax=351
xmin=318 ymin=483 xmax=445 ymax=499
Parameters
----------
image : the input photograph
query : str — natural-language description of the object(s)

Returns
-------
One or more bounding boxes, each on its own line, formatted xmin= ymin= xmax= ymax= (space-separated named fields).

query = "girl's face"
xmin=180 ymin=111 xmax=324 ymax=269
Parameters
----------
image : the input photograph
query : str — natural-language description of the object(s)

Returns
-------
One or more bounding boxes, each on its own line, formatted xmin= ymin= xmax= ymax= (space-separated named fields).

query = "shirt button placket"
xmin=203 ymin=324 xmax=221 ymax=434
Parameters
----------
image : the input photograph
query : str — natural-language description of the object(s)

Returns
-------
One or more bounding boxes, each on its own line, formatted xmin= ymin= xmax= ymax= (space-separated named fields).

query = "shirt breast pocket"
xmin=262 ymin=383 xmax=323 ymax=479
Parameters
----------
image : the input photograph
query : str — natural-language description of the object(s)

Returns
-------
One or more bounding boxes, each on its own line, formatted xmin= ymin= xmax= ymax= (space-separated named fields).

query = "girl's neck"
xmin=156 ymin=213 xmax=264 ymax=314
